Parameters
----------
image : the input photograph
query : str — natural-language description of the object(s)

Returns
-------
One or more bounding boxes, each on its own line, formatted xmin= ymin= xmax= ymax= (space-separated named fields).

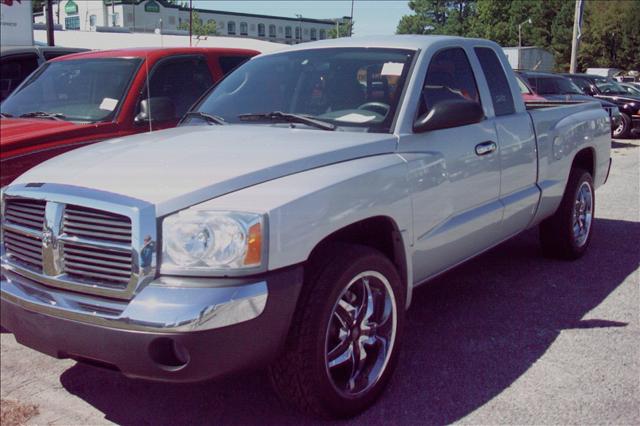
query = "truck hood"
xmin=0 ymin=118 xmax=109 ymax=158
xmin=13 ymin=124 xmax=397 ymax=216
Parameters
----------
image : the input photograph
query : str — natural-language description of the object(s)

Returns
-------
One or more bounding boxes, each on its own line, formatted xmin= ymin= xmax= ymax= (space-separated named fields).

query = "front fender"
xmin=196 ymin=154 xmax=415 ymax=306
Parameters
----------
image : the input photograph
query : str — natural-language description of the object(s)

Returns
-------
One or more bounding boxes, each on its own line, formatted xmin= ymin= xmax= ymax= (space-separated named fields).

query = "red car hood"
xmin=0 ymin=118 xmax=111 ymax=159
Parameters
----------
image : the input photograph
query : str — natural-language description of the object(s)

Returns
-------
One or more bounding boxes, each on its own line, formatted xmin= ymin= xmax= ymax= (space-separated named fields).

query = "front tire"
xmin=269 ymin=244 xmax=405 ymax=419
xmin=540 ymin=168 xmax=595 ymax=259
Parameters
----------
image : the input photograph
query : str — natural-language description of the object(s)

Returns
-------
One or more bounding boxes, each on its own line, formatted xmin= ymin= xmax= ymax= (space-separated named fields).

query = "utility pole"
xmin=349 ymin=0 xmax=354 ymax=37
xmin=570 ymin=0 xmax=584 ymax=73
xmin=46 ymin=0 xmax=54 ymax=46
xmin=189 ymin=0 xmax=193 ymax=46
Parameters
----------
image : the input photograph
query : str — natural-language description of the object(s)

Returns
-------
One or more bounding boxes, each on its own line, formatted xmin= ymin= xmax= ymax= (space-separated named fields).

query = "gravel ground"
xmin=1 ymin=139 xmax=639 ymax=425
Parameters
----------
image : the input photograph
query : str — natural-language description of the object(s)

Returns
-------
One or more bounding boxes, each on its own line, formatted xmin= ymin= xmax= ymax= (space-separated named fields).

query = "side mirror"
xmin=135 ymin=97 xmax=175 ymax=124
xmin=413 ymin=99 xmax=484 ymax=133
xmin=587 ymin=85 xmax=598 ymax=96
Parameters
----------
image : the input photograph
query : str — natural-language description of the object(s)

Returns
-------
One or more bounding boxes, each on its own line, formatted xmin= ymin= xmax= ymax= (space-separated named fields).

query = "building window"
xmin=258 ymin=23 xmax=265 ymax=37
xmin=227 ymin=21 xmax=236 ymax=35
xmin=310 ymin=28 xmax=317 ymax=40
xmin=65 ymin=15 xmax=80 ymax=30
xmin=89 ymin=15 xmax=97 ymax=27
xmin=295 ymin=26 xmax=301 ymax=40
xmin=319 ymin=29 xmax=326 ymax=40
xmin=240 ymin=22 xmax=248 ymax=35
xmin=268 ymin=24 xmax=276 ymax=38
xmin=285 ymin=26 xmax=292 ymax=39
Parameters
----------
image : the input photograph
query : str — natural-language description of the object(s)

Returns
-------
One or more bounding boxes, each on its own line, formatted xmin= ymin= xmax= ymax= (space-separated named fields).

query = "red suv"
xmin=0 ymin=47 xmax=258 ymax=186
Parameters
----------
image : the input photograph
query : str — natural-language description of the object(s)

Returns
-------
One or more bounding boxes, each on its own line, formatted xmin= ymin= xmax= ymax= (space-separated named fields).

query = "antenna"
xmin=145 ymin=52 xmax=152 ymax=133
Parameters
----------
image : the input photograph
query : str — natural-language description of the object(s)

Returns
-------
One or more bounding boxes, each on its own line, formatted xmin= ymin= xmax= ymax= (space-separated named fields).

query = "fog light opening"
xmin=148 ymin=337 xmax=190 ymax=370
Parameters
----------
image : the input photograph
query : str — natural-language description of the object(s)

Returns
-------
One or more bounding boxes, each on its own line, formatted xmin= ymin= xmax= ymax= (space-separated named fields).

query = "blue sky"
xmin=192 ymin=1 xmax=412 ymax=36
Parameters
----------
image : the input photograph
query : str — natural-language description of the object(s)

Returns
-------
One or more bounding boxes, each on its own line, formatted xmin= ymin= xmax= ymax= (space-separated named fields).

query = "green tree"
xmin=580 ymin=0 xmax=640 ymax=70
xmin=32 ymin=0 xmax=45 ymax=14
xmin=328 ymin=20 xmax=354 ymax=38
xmin=177 ymin=12 xmax=217 ymax=36
xmin=396 ymin=0 xmax=476 ymax=35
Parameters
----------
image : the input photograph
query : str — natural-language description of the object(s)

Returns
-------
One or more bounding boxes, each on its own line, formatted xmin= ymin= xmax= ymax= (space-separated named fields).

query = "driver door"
xmin=399 ymin=47 xmax=502 ymax=283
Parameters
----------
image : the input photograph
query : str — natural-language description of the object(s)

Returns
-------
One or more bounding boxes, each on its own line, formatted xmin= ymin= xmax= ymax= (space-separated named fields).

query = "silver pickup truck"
xmin=1 ymin=36 xmax=611 ymax=418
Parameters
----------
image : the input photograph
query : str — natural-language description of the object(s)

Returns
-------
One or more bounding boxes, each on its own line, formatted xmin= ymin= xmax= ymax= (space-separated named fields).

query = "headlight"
xmin=161 ymin=210 xmax=265 ymax=275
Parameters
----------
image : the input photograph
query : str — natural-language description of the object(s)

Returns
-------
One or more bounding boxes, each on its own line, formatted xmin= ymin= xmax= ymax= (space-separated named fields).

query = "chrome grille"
xmin=3 ymin=228 xmax=43 ymax=272
xmin=4 ymin=199 xmax=45 ymax=231
xmin=1 ymin=189 xmax=154 ymax=300
xmin=61 ymin=204 xmax=133 ymax=288
xmin=63 ymin=242 xmax=132 ymax=287
xmin=63 ymin=205 xmax=132 ymax=244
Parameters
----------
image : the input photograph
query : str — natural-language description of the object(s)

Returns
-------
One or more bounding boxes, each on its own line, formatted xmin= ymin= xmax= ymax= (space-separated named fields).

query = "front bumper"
xmin=1 ymin=265 xmax=303 ymax=382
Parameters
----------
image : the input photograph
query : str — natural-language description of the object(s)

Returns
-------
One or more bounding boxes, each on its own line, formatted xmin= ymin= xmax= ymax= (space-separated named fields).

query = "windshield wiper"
xmin=182 ymin=111 xmax=225 ymax=125
xmin=19 ymin=111 xmax=65 ymax=121
xmin=238 ymin=111 xmax=336 ymax=131
xmin=0 ymin=112 xmax=13 ymax=118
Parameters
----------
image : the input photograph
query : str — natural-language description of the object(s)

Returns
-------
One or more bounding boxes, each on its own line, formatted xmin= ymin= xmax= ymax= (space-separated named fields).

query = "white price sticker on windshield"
xmin=381 ymin=62 xmax=404 ymax=76
xmin=99 ymin=98 xmax=119 ymax=111
xmin=335 ymin=113 xmax=376 ymax=123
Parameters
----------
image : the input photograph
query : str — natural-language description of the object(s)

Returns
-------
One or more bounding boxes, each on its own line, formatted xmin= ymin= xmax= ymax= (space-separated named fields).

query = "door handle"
xmin=475 ymin=141 xmax=497 ymax=156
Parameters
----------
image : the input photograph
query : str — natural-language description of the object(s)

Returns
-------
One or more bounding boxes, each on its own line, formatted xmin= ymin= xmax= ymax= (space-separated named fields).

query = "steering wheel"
xmin=357 ymin=102 xmax=390 ymax=116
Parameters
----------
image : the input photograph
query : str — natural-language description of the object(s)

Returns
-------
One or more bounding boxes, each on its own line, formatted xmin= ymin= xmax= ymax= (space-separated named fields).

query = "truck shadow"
xmin=59 ymin=217 xmax=640 ymax=425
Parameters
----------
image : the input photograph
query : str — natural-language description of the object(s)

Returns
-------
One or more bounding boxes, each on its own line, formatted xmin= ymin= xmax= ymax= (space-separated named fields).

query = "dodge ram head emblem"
xmin=42 ymin=229 xmax=54 ymax=248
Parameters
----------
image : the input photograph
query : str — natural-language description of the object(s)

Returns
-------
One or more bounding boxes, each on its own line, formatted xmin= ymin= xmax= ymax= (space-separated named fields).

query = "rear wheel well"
xmin=572 ymin=148 xmax=595 ymax=179
xmin=306 ymin=217 xmax=408 ymax=301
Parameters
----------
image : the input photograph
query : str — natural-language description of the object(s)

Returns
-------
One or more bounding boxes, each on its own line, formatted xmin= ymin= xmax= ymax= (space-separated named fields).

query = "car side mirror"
xmin=135 ymin=97 xmax=175 ymax=124
xmin=413 ymin=99 xmax=484 ymax=133
xmin=587 ymin=85 xmax=598 ymax=96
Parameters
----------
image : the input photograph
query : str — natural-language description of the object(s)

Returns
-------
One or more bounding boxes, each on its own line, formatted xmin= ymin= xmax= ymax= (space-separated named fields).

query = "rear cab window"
xmin=474 ymin=47 xmax=515 ymax=116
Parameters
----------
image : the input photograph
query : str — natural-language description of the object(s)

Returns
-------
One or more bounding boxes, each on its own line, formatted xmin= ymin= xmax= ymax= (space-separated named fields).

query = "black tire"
xmin=613 ymin=113 xmax=631 ymax=139
xmin=269 ymin=243 xmax=405 ymax=419
xmin=540 ymin=168 xmax=595 ymax=259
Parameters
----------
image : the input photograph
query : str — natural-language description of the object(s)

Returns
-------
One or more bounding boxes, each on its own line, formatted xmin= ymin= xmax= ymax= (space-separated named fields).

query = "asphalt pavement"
xmin=1 ymin=139 xmax=639 ymax=425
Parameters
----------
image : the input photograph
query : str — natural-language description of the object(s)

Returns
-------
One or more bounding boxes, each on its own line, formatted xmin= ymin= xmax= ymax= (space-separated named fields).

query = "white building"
xmin=34 ymin=0 xmax=348 ymax=44
xmin=503 ymin=46 xmax=555 ymax=72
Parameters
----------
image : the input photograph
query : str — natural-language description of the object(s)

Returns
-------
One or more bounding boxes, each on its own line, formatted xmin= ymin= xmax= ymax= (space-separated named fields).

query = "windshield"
xmin=1 ymin=58 xmax=141 ymax=122
xmin=536 ymin=76 xmax=584 ymax=95
xmin=593 ymin=77 xmax=630 ymax=95
xmin=190 ymin=48 xmax=416 ymax=133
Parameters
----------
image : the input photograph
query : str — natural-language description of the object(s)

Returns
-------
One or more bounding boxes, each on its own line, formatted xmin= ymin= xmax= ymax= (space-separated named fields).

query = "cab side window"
xmin=474 ymin=47 xmax=515 ymax=116
xmin=145 ymin=55 xmax=214 ymax=119
xmin=218 ymin=56 xmax=251 ymax=75
xmin=418 ymin=48 xmax=479 ymax=117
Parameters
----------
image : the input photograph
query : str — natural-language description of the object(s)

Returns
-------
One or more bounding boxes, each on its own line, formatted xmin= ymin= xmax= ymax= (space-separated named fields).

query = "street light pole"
xmin=518 ymin=18 xmax=532 ymax=48
xmin=296 ymin=14 xmax=302 ymax=44
xmin=518 ymin=17 xmax=532 ymax=69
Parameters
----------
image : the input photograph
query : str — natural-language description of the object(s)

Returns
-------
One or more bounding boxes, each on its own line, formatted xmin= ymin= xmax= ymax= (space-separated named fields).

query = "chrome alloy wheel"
xmin=613 ymin=119 xmax=625 ymax=137
xmin=573 ymin=181 xmax=593 ymax=247
xmin=324 ymin=271 xmax=397 ymax=397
